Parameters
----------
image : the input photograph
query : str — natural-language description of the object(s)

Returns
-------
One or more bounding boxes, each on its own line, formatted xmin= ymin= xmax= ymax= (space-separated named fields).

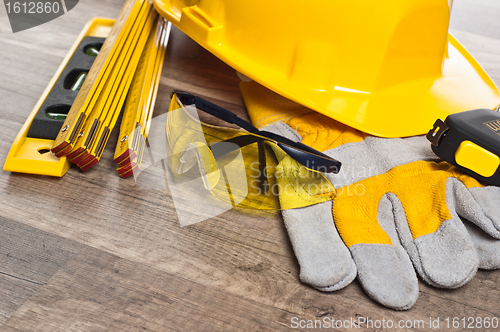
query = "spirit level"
xmin=3 ymin=18 xmax=114 ymax=177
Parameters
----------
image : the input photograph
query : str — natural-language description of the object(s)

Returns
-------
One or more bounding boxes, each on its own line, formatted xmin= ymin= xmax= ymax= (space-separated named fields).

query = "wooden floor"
xmin=1 ymin=0 xmax=499 ymax=331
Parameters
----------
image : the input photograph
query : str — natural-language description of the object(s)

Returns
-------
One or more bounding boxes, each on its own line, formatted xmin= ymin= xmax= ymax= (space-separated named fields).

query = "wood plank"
xmin=0 ymin=275 xmax=40 ymax=326
xmin=2 ymin=256 xmax=296 ymax=331
xmin=0 ymin=217 xmax=90 ymax=324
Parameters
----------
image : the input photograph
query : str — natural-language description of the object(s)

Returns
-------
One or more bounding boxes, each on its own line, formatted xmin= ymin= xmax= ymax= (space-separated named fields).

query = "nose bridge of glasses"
xmin=209 ymin=134 xmax=272 ymax=194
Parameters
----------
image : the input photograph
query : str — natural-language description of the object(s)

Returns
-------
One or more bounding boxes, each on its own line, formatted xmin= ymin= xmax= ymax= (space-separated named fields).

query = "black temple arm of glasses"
xmin=173 ymin=90 xmax=322 ymax=154
xmin=172 ymin=91 xmax=260 ymax=134
xmin=259 ymin=130 xmax=341 ymax=171
xmin=210 ymin=135 xmax=263 ymax=159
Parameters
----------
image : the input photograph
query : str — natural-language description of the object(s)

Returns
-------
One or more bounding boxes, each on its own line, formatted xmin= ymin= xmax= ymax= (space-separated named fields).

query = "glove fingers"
xmin=459 ymin=186 xmax=500 ymax=239
xmin=411 ymin=218 xmax=478 ymax=288
xmin=392 ymin=183 xmax=479 ymax=288
xmin=462 ymin=218 xmax=500 ymax=270
xmin=349 ymin=195 xmax=418 ymax=310
xmin=314 ymin=260 xmax=357 ymax=292
xmin=448 ymin=179 xmax=500 ymax=269
xmin=282 ymin=201 xmax=356 ymax=289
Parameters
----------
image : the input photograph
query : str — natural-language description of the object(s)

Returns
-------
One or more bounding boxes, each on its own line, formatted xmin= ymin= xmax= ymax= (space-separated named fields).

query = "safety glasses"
xmin=164 ymin=91 xmax=341 ymax=211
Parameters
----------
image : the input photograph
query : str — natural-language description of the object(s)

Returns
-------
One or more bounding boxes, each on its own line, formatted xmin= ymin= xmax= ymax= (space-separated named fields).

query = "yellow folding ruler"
xmin=66 ymin=1 xmax=155 ymax=164
xmin=3 ymin=18 xmax=114 ymax=177
xmin=114 ymin=19 xmax=171 ymax=178
xmin=68 ymin=8 xmax=158 ymax=171
xmin=51 ymin=0 xmax=151 ymax=158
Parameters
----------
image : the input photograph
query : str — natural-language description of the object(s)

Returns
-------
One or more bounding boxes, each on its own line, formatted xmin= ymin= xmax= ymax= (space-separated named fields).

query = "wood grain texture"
xmin=0 ymin=0 xmax=500 ymax=331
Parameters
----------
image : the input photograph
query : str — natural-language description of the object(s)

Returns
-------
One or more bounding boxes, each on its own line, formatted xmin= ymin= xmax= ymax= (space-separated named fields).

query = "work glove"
xmin=240 ymin=80 xmax=500 ymax=310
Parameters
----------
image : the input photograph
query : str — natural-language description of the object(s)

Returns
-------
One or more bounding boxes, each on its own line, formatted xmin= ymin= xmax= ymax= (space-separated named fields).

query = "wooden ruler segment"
xmin=118 ymin=20 xmax=170 ymax=177
xmin=79 ymin=10 xmax=159 ymax=169
xmin=122 ymin=18 xmax=164 ymax=163
xmin=141 ymin=20 xmax=170 ymax=141
xmin=66 ymin=1 xmax=151 ymax=162
xmin=78 ymin=10 xmax=159 ymax=171
xmin=117 ymin=139 xmax=144 ymax=178
xmin=117 ymin=20 xmax=170 ymax=178
xmin=117 ymin=125 xmax=142 ymax=168
xmin=51 ymin=0 xmax=145 ymax=156
xmin=113 ymin=16 xmax=164 ymax=164
xmin=66 ymin=1 xmax=153 ymax=164
xmin=116 ymin=127 xmax=144 ymax=175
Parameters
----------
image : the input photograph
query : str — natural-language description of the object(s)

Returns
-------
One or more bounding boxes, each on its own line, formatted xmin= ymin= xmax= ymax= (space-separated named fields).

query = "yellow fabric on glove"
xmin=244 ymin=80 xmax=367 ymax=151
xmin=334 ymin=160 xmax=483 ymax=247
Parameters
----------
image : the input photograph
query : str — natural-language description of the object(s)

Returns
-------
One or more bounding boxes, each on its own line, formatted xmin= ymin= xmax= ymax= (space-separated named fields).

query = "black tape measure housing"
xmin=427 ymin=109 xmax=500 ymax=186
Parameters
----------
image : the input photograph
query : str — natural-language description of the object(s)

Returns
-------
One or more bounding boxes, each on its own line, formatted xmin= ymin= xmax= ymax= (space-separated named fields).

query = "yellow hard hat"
xmin=154 ymin=0 xmax=500 ymax=137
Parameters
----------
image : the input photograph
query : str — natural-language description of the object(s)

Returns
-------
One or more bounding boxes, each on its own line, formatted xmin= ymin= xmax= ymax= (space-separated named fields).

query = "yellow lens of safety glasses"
xmin=163 ymin=92 xmax=336 ymax=211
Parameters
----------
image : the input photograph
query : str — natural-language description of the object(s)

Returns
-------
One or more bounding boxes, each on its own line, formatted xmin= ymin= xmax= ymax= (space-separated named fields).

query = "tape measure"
xmin=427 ymin=106 xmax=500 ymax=186
xmin=51 ymin=0 xmax=147 ymax=157
xmin=114 ymin=19 xmax=171 ymax=178
xmin=3 ymin=18 xmax=114 ymax=177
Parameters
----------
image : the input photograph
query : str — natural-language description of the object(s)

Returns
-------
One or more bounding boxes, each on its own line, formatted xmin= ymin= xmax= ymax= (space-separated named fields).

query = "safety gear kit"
xmin=150 ymin=0 xmax=500 ymax=310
